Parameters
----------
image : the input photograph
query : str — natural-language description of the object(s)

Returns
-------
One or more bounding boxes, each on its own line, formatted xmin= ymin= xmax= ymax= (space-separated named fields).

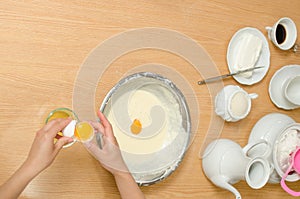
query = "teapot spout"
xmin=211 ymin=176 xmax=242 ymax=199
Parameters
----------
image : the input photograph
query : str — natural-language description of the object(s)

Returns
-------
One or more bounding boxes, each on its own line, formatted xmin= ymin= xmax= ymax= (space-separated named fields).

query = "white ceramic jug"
xmin=202 ymin=139 xmax=270 ymax=199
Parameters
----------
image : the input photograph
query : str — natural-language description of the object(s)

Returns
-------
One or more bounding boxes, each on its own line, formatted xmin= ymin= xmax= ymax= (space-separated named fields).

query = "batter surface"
xmin=105 ymin=83 xmax=182 ymax=155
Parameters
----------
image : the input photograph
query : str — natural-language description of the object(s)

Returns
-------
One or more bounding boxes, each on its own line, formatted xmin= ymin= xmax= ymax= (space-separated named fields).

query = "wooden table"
xmin=0 ymin=1 xmax=300 ymax=198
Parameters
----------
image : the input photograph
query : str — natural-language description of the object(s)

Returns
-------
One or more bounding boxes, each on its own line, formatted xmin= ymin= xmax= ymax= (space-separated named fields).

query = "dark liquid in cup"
xmin=275 ymin=24 xmax=286 ymax=44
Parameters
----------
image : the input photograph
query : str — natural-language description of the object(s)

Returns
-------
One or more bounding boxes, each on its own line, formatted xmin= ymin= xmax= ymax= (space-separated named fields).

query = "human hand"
xmin=84 ymin=111 xmax=145 ymax=199
xmin=84 ymin=111 xmax=129 ymax=176
xmin=0 ymin=118 xmax=74 ymax=199
xmin=24 ymin=118 xmax=74 ymax=174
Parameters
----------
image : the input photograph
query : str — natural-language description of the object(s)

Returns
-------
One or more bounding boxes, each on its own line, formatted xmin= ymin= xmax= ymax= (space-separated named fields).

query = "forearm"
xmin=0 ymin=161 xmax=40 ymax=199
xmin=114 ymin=172 xmax=145 ymax=199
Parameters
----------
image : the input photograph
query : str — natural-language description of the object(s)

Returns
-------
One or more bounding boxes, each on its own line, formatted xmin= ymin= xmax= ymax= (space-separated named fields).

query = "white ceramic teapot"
xmin=202 ymin=139 xmax=270 ymax=199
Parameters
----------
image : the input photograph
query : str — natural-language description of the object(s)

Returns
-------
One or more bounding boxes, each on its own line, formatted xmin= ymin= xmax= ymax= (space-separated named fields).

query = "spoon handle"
xmin=198 ymin=66 xmax=264 ymax=85
xmin=198 ymin=74 xmax=231 ymax=85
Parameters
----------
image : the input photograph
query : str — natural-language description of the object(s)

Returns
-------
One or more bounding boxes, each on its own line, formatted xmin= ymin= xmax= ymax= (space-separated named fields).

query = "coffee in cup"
xmin=266 ymin=17 xmax=298 ymax=51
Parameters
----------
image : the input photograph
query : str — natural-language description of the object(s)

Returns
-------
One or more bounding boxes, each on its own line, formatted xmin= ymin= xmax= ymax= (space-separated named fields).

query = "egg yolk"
xmin=74 ymin=122 xmax=94 ymax=142
xmin=130 ymin=119 xmax=142 ymax=134
xmin=48 ymin=111 xmax=70 ymax=121
xmin=53 ymin=132 xmax=63 ymax=144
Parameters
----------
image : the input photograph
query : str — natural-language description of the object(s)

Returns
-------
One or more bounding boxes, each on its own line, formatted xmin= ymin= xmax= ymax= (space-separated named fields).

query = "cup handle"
xmin=280 ymin=164 xmax=300 ymax=196
xmin=249 ymin=93 xmax=258 ymax=99
xmin=242 ymin=139 xmax=271 ymax=160
xmin=265 ymin=26 xmax=272 ymax=39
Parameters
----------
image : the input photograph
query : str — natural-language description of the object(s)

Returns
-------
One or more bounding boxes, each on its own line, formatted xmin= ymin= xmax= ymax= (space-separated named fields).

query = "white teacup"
xmin=283 ymin=75 xmax=300 ymax=106
xmin=215 ymin=85 xmax=258 ymax=122
xmin=266 ymin=17 xmax=297 ymax=50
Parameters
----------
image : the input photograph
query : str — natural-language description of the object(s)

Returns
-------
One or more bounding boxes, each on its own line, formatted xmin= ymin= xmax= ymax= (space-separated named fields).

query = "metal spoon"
xmin=198 ymin=66 xmax=264 ymax=85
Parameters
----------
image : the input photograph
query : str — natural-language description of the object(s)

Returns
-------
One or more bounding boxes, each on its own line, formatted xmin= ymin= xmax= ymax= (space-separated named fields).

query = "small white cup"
xmin=245 ymin=157 xmax=271 ymax=189
xmin=215 ymin=85 xmax=258 ymax=122
xmin=283 ymin=75 xmax=300 ymax=106
xmin=266 ymin=17 xmax=297 ymax=50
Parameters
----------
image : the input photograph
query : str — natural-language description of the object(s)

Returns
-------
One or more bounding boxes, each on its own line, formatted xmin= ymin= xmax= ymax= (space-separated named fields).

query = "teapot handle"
xmin=280 ymin=164 xmax=300 ymax=196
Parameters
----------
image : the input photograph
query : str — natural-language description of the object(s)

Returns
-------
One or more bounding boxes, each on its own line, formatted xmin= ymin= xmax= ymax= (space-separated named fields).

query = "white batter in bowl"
xmin=100 ymin=72 xmax=191 ymax=185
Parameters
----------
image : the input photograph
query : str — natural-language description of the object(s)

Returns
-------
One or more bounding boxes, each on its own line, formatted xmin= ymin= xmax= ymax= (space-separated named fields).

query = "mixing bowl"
xmin=100 ymin=72 xmax=191 ymax=185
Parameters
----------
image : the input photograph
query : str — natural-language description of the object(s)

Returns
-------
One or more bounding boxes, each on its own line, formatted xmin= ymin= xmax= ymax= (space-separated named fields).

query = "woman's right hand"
xmin=84 ymin=111 xmax=145 ymax=199
xmin=83 ymin=111 xmax=128 ymax=176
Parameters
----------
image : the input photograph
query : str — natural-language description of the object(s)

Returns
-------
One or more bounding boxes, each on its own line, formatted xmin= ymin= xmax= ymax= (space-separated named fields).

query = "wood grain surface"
xmin=0 ymin=0 xmax=300 ymax=198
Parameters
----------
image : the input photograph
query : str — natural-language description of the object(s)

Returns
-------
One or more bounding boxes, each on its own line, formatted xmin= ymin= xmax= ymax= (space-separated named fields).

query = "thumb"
xmin=55 ymin=137 xmax=73 ymax=153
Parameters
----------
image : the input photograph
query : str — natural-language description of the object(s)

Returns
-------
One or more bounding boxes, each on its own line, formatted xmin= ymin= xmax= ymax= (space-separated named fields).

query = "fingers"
xmin=97 ymin=111 xmax=112 ymax=132
xmin=54 ymin=136 xmax=74 ymax=153
xmin=97 ymin=111 xmax=118 ymax=145
xmin=89 ymin=120 xmax=105 ymax=135
xmin=84 ymin=136 xmax=129 ymax=173
xmin=43 ymin=118 xmax=72 ymax=137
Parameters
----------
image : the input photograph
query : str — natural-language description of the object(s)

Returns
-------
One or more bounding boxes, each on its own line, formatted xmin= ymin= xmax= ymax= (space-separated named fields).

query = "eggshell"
xmin=62 ymin=120 xmax=76 ymax=137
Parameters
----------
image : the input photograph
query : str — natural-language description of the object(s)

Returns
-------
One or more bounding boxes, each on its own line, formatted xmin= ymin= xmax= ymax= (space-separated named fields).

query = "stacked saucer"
xmin=269 ymin=65 xmax=300 ymax=110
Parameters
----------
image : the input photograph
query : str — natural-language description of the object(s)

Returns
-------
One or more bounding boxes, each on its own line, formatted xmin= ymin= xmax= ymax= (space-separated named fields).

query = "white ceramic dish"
xmin=249 ymin=113 xmax=295 ymax=149
xmin=227 ymin=27 xmax=270 ymax=85
xmin=269 ymin=65 xmax=300 ymax=110
xmin=273 ymin=123 xmax=300 ymax=182
xmin=248 ymin=113 xmax=295 ymax=183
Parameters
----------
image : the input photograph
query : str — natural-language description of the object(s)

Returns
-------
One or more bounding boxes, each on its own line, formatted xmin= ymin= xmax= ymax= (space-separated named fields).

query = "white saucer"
xmin=248 ymin=113 xmax=295 ymax=145
xmin=269 ymin=65 xmax=300 ymax=110
xmin=248 ymin=113 xmax=295 ymax=183
xmin=227 ymin=27 xmax=270 ymax=85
